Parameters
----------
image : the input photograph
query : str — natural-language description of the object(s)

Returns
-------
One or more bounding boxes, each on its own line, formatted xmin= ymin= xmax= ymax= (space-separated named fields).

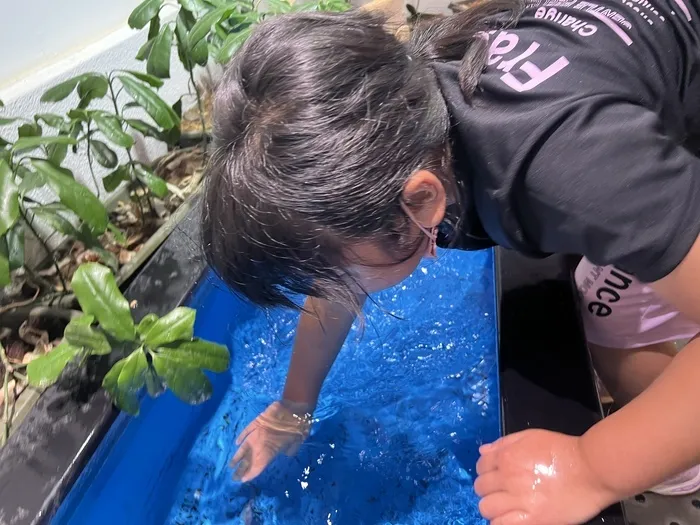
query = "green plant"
xmin=129 ymin=0 xmax=351 ymax=152
xmin=27 ymin=262 xmax=230 ymax=415
xmin=39 ymin=71 xmax=181 ymax=219
xmin=0 ymin=102 xmax=117 ymax=291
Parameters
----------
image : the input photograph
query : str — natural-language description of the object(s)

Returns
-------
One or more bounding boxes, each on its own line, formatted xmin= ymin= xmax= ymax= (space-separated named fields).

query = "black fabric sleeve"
xmin=516 ymin=98 xmax=700 ymax=283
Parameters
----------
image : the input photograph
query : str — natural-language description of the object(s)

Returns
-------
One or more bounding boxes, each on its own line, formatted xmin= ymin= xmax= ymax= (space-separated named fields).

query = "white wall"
xmin=1 ymin=0 xmax=145 ymax=88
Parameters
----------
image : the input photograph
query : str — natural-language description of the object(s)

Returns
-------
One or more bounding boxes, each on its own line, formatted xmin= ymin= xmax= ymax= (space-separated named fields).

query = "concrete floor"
xmin=624 ymin=490 xmax=700 ymax=525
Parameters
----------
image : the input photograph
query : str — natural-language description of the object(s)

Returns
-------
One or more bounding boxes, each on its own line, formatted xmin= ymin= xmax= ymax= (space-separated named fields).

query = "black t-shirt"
xmin=432 ymin=0 xmax=700 ymax=282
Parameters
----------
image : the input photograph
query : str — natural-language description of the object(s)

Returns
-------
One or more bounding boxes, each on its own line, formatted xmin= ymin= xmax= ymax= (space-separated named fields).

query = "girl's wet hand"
xmin=230 ymin=400 xmax=312 ymax=483
xmin=474 ymin=429 xmax=618 ymax=525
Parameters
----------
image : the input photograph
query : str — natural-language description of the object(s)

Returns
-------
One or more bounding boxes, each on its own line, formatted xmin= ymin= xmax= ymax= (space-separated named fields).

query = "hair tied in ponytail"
xmin=408 ymin=0 xmax=524 ymax=97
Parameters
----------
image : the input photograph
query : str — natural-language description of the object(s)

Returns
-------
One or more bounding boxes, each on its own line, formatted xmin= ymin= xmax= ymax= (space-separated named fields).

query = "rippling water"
xmin=166 ymin=249 xmax=498 ymax=525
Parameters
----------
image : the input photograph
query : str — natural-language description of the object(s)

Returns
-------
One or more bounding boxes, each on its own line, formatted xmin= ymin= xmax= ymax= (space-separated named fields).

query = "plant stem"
xmin=85 ymin=121 xmax=102 ymax=197
xmin=108 ymin=78 xmax=155 ymax=219
xmin=1 ymin=344 xmax=11 ymax=446
xmin=1 ymin=369 xmax=9 ymax=446
xmin=19 ymin=206 xmax=68 ymax=293
xmin=188 ymin=69 xmax=208 ymax=161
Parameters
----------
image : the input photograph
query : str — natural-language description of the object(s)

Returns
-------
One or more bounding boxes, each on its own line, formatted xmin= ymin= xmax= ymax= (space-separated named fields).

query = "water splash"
xmin=166 ymin=249 xmax=498 ymax=524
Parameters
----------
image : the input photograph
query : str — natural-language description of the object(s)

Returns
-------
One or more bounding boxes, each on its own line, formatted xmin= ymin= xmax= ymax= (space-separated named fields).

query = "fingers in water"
xmin=476 ymin=449 xmax=499 ymax=475
xmin=478 ymin=492 xmax=525 ymax=521
xmin=480 ymin=431 xmax=527 ymax=454
xmin=236 ymin=422 xmax=258 ymax=446
xmin=491 ymin=510 xmax=531 ymax=525
xmin=474 ymin=471 xmax=504 ymax=497
xmin=232 ymin=457 xmax=251 ymax=482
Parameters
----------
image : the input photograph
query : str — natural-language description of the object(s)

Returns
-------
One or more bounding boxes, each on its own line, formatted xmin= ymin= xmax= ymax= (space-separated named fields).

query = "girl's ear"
xmin=402 ymin=170 xmax=447 ymax=229
xmin=360 ymin=0 xmax=411 ymax=41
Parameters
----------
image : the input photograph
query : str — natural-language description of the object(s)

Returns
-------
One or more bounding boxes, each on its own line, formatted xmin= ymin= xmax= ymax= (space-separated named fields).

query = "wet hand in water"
xmin=474 ymin=429 xmax=618 ymax=525
xmin=230 ymin=401 xmax=312 ymax=483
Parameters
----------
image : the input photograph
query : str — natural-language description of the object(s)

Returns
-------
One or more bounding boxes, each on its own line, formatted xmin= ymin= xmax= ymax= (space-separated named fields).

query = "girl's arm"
xmin=579 ymin=234 xmax=700 ymax=498
xmin=230 ymin=294 xmax=364 ymax=483
xmin=282 ymin=294 xmax=366 ymax=411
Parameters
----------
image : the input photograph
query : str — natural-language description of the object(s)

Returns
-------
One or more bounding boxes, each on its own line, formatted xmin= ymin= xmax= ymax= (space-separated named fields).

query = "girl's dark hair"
xmin=202 ymin=1 xmax=521 ymax=311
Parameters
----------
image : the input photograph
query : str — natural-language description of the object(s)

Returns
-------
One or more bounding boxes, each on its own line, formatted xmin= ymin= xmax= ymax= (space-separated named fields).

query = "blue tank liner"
xmin=53 ymin=248 xmax=499 ymax=524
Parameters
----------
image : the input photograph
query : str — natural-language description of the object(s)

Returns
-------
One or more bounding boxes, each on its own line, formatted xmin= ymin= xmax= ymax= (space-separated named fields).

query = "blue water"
xmin=53 ymin=248 xmax=499 ymax=525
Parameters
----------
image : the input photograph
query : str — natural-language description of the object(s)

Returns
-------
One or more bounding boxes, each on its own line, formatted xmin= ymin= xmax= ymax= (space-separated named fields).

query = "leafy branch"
xmin=39 ymin=71 xmax=179 ymax=222
xmin=27 ymin=263 xmax=230 ymax=415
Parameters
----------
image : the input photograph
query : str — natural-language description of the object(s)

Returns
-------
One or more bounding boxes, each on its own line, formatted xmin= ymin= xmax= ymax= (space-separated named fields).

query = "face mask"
xmin=399 ymin=200 xmax=438 ymax=259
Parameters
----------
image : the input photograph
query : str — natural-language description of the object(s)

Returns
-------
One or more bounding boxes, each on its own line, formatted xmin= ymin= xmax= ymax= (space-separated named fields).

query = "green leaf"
xmin=71 ymin=314 xmax=96 ymax=326
xmin=77 ymin=75 xmax=109 ymax=109
xmin=92 ymin=112 xmax=134 ymax=148
xmin=175 ymin=9 xmax=209 ymax=68
xmin=41 ymin=74 xmax=90 ymax=103
xmin=172 ymin=98 xmax=183 ymax=120
xmin=72 ymin=263 xmax=135 ymax=341
xmin=27 ymin=341 xmax=82 ymax=388
xmin=143 ymin=307 xmax=195 ymax=347
xmin=152 ymin=354 xmax=213 ymax=404
xmin=117 ymin=350 xmax=148 ymax=415
xmin=64 ymin=315 xmax=112 ymax=355
xmin=13 ymin=135 xmax=77 ymax=153
xmin=31 ymin=159 xmax=109 ymax=233
xmin=6 ymin=225 xmax=24 ymax=271
xmin=47 ymin=142 xmax=68 ymax=166
xmin=147 ymin=26 xmax=174 ymax=79
xmin=91 ymin=140 xmax=119 ymax=169
xmin=122 ymin=70 xmax=164 ymax=88
xmin=0 ymin=160 xmax=19 ymax=236
xmin=128 ymin=0 xmax=164 ymax=29
xmin=118 ymin=76 xmax=179 ymax=129
xmin=0 ymin=237 xmax=9 ymax=287
xmin=102 ymin=357 xmax=126 ymax=400
xmin=148 ymin=14 xmax=161 ymax=40
xmin=35 ymin=113 xmax=65 ymax=128
xmin=144 ymin=364 xmax=166 ymax=397
xmin=0 ymin=117 xmax=18 ymax=126
xmin=212 ymin=21 xmax=229 ymax=42
xmin=189 ymin=6 xmax=231 ymax=49
xmin=31 ymin=207 xmax=79 ymax=238
xmin=192 ymin=39 xmax=210 ymax=67
xmin=137 ymin=313 xmax=159 ymax=335
xmin=67 ymin=108 xmax=90 ymax=122
xmin=107 ymin=223 xmax=128 ymax=246
xmin=125 ymin=119 xmax=164 ymax=141
xmin=157 ymin=339 xmax=229 ymax=372
xmin=104 ymin=350 xmax=148 ymax=415
xmin=175 ymin=10 xmax=194 ymax=70
xmin=265 ymin=0 xmax=292 ymax=13
xmin=136 ymin=37 xmax=156 ymax=61
xmin=134 ymin=165 xmax=168 ymax=198
xmin=103 ymin=165 xmax=131 ymax=192
xmin=179 ymin=0 xmax=211 ymax=13
xmin=217 ymin=26 xmax=252 ymax=64
xmin=17 ymin=122 xmax=42 ymax=138
xmin=77 ymin=223 xmax=119 ymax=271
xmin=69 ymin=121 xmax=83 ymax=153
xmin=34 ymin=207 xmax=117 ymax=270
xmin=17 ymin=166 xmax=45 ymax=195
